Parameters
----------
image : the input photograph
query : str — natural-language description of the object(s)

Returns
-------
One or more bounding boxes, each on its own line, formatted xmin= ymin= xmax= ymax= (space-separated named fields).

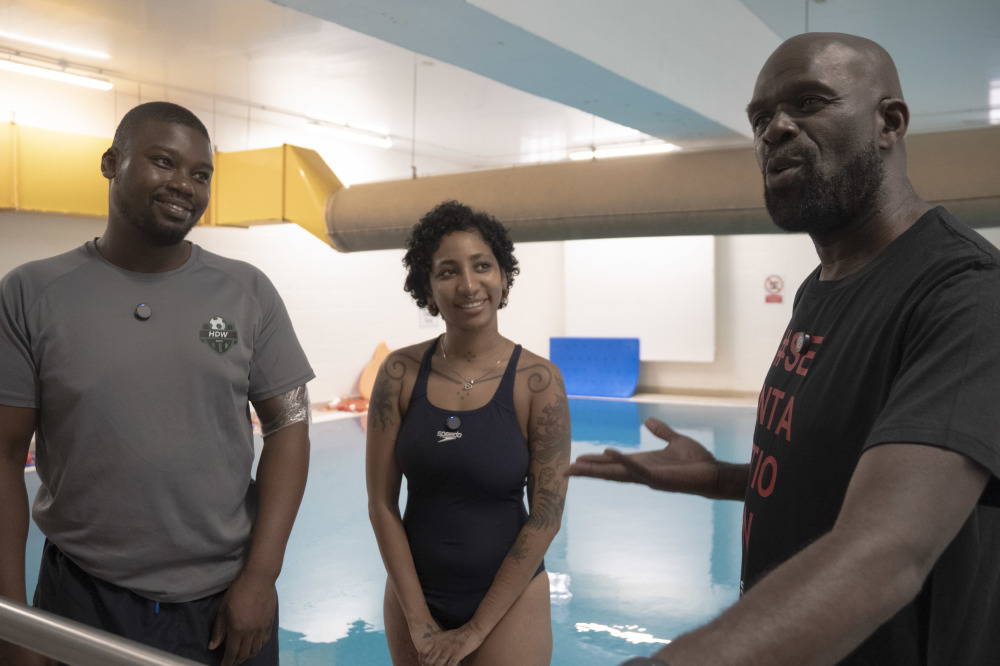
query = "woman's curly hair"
xmin=403 ymin=200 xmax=519 ymax=315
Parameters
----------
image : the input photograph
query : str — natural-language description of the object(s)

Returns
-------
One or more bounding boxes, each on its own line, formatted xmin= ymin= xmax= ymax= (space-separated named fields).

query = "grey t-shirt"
xmin=0 ymin=241 xmax=314 ymax=601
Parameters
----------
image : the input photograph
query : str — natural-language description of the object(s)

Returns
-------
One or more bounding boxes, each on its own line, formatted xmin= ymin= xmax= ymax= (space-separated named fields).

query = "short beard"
xmin=140 ymin=218 xmax=198 ymax=246
xmin=764 ymin=143 xmax=884 ymax=235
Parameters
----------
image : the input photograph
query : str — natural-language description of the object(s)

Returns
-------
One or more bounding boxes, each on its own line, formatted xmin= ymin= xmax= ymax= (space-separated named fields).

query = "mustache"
xmin=764 ymin=148 xmax=812 ymax=166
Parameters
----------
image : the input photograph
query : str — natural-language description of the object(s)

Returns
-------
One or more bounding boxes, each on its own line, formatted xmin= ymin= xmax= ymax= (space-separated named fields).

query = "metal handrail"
xmin=0 ymin=596 xmax=203 ymax=665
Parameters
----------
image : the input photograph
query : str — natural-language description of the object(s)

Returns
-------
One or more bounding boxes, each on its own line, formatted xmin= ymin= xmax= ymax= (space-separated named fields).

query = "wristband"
xmin=259 ymin=384 xmax=311 ymax=437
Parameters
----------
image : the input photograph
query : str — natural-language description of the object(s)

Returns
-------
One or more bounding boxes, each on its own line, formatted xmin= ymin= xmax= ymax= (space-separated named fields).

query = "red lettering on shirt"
xmin=769 ymin=330 xmax=824 ymax=376
xmin=774 ymin=396 xmax=794 ymax=442
xmin=742 ymin=507 xmax=754 ymax=548
xmin=750 ymin=443 xmax=761 ymax=488
xmin=766 ymin=388 xmax=785 ymax=430
xmin=756 ymin=455 xmax=778 ymax=497
xmin=795 ymin=335 xmax=823 ymax=376
xmin=772 ymin=329 xmax=792 ymax=368
xmin=784 ymin=337 xmax=801 ymax=372
xmin=750 ymin=443 xmax=779 ymax=499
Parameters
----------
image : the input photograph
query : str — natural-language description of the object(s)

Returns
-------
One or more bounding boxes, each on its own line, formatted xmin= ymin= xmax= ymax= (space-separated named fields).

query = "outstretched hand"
xmin=567 ymin=417 xmax=736 ymax=499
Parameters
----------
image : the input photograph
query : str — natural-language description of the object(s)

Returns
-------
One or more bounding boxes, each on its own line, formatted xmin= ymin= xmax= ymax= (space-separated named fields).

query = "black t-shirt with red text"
xmin=742 ymin=207 xmax=1000 ymax=664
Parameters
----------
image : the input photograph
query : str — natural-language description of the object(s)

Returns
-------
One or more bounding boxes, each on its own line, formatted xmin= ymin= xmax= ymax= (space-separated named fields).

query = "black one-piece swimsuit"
xmin=395 ymin=339 xmax=545 ymax=629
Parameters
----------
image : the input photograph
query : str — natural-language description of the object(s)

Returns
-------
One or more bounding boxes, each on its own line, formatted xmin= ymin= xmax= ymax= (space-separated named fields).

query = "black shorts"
xmin=33 ymin=539 xmax=279 ymax=665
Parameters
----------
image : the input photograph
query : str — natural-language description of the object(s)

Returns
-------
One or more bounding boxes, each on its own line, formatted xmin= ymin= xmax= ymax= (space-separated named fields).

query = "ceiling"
xmin=0 ymin=0 xmax=998 ymax=186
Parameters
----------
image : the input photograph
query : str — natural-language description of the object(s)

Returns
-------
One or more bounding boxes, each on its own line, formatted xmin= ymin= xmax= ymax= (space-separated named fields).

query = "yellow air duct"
xmin=207 ymin=144 xmax=344 ymax=245
xmin=0 ymin=123 xmax=108 ymax=215
xmin=1 ymin=124 xmax=344 ymax=245
xmin=0 ymin=123 xmax=13 ymax=209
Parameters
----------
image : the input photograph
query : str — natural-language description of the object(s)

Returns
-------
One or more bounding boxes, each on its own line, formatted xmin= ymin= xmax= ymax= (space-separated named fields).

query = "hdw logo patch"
xmin=200 ymin=316 xmax=239 ymax=354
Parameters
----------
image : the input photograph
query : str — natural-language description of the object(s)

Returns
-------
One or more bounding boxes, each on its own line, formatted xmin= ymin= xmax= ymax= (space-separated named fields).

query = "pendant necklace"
xmin=440 ymin=335 xmax=508 ymax=391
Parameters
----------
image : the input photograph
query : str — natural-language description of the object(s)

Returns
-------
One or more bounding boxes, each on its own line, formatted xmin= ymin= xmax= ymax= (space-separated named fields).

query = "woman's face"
xmin=427 ymin=230 xmax=505 ymax=329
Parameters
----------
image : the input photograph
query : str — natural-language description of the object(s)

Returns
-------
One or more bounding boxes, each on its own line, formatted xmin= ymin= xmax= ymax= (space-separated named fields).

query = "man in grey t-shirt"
xmin=0 ymin=102 xmax=314 ymax=665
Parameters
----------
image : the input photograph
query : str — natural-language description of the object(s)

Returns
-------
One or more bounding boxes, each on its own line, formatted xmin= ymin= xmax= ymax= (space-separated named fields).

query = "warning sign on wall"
xmin=765 ymin=274 xmax=784 ymax=304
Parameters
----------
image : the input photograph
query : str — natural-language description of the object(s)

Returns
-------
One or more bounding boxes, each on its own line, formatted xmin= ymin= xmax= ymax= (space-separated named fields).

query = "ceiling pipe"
xmin=325 ymin=126 xmax=1000 ymax=252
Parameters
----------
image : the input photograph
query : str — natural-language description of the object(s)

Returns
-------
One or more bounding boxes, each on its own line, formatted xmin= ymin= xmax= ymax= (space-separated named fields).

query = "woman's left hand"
xmin=419 ymin=624 xmax=484 ymax=666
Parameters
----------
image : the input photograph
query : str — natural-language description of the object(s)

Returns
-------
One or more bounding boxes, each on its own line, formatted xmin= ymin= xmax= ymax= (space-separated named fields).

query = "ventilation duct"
xmin=324 ymin=126 xmax=1000 ymax=252
xmin=3 ymin=123 xmax=997 ymax=251
xmin=0 ymin=124 xmax=342 ymax=247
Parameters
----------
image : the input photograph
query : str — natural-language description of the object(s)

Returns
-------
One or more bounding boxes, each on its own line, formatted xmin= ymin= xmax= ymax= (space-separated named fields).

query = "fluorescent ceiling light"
xmin=0 ymin=30 xmax=110 ymax=60
xmin=305 ymin=120 xmax=393 ymax=149
xmin=570 ymin=142 xmax=681 ymax=161
xmin=0 ymin=58 xmax=113 ymax=90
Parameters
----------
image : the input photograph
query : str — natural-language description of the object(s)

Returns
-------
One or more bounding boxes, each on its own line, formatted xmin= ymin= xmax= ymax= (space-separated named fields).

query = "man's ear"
xmin=100 ymin=147 xmax=118 ymax=181
xmin=877 ymin=98 xmax=909 ymax=149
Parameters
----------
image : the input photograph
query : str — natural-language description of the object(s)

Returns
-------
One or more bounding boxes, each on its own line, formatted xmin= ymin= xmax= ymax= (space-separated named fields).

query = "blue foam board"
xmin=550 ymin=337 xmax=640 ymax=398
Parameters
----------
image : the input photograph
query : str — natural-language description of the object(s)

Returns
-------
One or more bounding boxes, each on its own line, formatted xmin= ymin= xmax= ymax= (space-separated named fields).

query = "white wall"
xmin=638 ymin=233 xmax=819 ymax=396
xmin=564 ymin=236 xmax=715 ymax=362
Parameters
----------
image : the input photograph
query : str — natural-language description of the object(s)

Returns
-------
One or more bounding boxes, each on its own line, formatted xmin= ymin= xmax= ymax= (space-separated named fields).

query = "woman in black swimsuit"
xmin=366 ymin=200 xmax=570 ymax=666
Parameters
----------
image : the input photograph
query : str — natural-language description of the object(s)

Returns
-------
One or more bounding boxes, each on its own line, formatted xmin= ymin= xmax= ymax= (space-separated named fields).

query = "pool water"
xmin=24 ymin=397 xmax=755 ymax=665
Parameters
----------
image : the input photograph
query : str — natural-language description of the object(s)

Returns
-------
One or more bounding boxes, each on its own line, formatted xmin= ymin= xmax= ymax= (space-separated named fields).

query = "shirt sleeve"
xmin=0 ymin=270 xmax=40 ymax=408
xmin=246 ymin=270 xmax=315 ymax=403
xmin=865 ymin=265 xmax=1000 ymax=482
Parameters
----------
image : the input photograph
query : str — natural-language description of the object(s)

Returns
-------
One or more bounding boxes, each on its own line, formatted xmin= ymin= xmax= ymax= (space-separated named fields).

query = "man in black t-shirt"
xmin=570 ymin=32 xmax=1000 ymax=665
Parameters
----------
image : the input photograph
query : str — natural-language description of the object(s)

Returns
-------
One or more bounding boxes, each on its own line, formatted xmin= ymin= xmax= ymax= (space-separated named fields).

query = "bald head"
xmin=760 ymin=32 xmax=903 ymax=102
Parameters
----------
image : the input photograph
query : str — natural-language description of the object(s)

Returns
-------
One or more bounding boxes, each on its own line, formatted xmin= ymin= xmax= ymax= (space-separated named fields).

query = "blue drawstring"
xmin=155 ymin=601 xmax=160 ymax=614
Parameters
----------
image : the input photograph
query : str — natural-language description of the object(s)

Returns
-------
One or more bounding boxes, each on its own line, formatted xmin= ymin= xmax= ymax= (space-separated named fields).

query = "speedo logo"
xmin=437 ymin=431 xmax=463 ymax=443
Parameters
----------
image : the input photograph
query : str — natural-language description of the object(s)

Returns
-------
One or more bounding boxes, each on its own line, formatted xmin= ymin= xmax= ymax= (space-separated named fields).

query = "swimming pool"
xmin=23 ymin=396 xmax=755 ymax=664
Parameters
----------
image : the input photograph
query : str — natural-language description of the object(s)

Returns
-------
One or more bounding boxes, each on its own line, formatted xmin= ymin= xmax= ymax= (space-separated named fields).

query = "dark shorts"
xmin=33 ymin=540 xmax=279 ymax=665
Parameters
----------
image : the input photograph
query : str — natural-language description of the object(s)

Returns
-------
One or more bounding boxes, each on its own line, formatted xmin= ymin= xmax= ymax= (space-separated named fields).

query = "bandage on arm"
xmin=258 ymin=385 xmax=311 ymax=438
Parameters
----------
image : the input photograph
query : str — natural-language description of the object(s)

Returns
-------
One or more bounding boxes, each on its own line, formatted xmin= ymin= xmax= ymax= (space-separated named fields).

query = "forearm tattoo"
xmin=508 ymin=534 xmax=530 ymax=562
xmin=422 ymin=622 xmax=441 ymax=639
xmin=526 ymin=468 xmax=565 ymax=530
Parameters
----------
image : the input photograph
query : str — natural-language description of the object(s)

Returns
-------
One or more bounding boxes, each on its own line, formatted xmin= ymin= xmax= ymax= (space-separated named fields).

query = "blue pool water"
xmin=24 ymin=397 xmax=755 ymax=665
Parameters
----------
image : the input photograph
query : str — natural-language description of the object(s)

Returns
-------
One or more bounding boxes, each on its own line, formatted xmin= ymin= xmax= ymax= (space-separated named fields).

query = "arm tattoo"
xmin=526 ymin=485 xmax=565 ymax=530
xmin=367 ymin=373 xmax=395 ymax=433
xmin=367 ymin=355 xmax=408 ymax=433
xmin=507 ymin=534 xmax=529 ymax=562
xmin=529 ymin=383 xmax=571 ymax=466
xmin=518 ymin=363 xmax=553 ymax=393
xmin=527 ymin=468 xmax=565 ymax=530
xmin=525 ymin=377 xmax=571 ymax=530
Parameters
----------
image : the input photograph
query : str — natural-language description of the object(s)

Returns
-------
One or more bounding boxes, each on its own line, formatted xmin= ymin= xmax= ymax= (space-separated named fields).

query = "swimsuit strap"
xmin=495 ymin=344 xmax=522 ymax=409
xmin=408 ymin=338 xmax=439 ymax=405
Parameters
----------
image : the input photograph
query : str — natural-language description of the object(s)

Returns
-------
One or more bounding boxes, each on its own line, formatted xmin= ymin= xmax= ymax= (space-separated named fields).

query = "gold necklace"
xmin=440 ymin=336 xmax=508 ymax=390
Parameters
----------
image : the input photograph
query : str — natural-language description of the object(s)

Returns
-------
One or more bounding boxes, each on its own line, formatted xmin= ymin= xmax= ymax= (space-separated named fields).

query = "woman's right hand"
xmin=412 ymin=621 xmax=484 ymax=666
